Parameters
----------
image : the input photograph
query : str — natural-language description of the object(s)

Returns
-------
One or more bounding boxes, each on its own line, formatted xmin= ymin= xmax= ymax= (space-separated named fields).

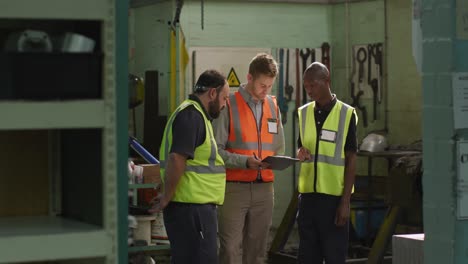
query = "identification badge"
xmin=267 ymin=118 xmax=278 ymax=134
xmin=320 ymin=129 xmax=337 ymax=143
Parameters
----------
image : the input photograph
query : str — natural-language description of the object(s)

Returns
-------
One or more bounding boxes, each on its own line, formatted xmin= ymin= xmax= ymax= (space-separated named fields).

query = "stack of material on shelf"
xmin=137 ymin=164 xmax=161 ymax=206
xmin=134 ymin=215 xmax=157 ymax=245
xmin=128 ymin=215 xmax=138 ymax=246
xmin=151 ymin=212 xmax=169 ymax=245
xmin=129 ymin=255 xmax=156 ymax=264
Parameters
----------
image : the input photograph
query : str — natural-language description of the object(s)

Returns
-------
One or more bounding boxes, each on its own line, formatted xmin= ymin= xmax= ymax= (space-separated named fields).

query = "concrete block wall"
xmin=387 ymin=0 xmax=423 ymax=146
xmin=422 ymin=0 xmax=468 ymax=263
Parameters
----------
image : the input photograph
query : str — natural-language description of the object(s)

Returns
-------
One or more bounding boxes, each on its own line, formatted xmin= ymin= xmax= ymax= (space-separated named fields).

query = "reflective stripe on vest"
xmin=159 ymin=99 xmax=226 ymax=204
xmin=297 ymin=100 xmax=356 ymax=195
xmin=225 ymin=92 xmax=279 ymax=182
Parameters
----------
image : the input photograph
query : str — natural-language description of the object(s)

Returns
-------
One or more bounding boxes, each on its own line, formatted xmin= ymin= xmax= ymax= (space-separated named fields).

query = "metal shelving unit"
xmin=128 ymin=183 xmax=170 ymax=256
xmin=0 ymin=100 xmax=106 ymax=130
xmin=0 ymin=0 xmax=125 ymax=263
xmin=129 ymin=183 xmax=157 ymax=189
xmin=128 ymin=244 xmax=170 ymax=254
xmin=0 ymin=216 xmax=111 ymax=263
xmin=129 ymin=183 xmax=159 ymax=206
xmin=0 ymin=0 xmax=109 ymax=20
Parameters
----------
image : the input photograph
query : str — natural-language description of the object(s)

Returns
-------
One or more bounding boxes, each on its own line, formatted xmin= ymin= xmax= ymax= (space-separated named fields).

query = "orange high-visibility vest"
xmin=226 ymin=91 xmax=280 ymax=182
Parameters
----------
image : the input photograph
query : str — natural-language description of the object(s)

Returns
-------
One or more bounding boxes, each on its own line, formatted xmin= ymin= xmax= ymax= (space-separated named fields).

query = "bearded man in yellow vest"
xmin=150 ymin=70 xmax=230 ymax=264
xmin=213 ymin=53 xmax=285 ymax=264
xmin=296 ymin=62 xmax=358 ymax=264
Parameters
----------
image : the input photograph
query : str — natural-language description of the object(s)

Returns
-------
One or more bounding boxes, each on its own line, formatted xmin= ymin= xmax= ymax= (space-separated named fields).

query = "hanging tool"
xmin=311 ymin=48 xmax=316 ymax=63
xmin=367 ymin=44 xmax=379 ymax=122
xmin=349 ymin=45 xmax=368 ymax=127
xmin=375 ymin=43 xmax=383 ymax=103
xmin=375 ymin=43 xmax=383 ymax=78
xmin=201 ymin=0 xmax=204 ymax=30
xmin=357 ymin=47 xmax=367 ymax=87
xmin=300 ymin=48 xmax=310 ymax=105
xmin=307 ymin=48 xmax=315 ymax=104
xmin=355 ymin=47 xmax=368 ymax=126
xmin=321 ymin=42 xmax=331 ymax=75
xmin=192 ymin=50 xmax=196 ymax=89
xmin=292 ymin=49 xmax=301 ymax=192
xmin=285 ymin=49 xmax=294 ymax=102
xmin=173 ymin=0 xmax=183 ymax=26
xmin=367 ymin=44 xmax=375 ymax=85
xmin=295 ymin=48 xmax=301 ymax=110
xmin=370 ymin=78 xmax=379 ymax=121
xmin=278 ymin=48 xmax=288 ymax=124
xmin=351 ymin=82 xmax=368 ymax=127
xmin=368 ymin=43 xmax=384 ymax=104
xmin=300 ymin=48 xmax=310 ymax=73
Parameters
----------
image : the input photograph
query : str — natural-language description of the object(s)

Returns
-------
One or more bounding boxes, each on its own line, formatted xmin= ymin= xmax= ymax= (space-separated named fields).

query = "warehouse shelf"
xmin=0 ymin=0 xmax=109 ymax=20
xmin=128 ymin=244 xmax=170 ymax=254
xmin=0 ymin=0 xmax=124 ymax=262
xmin=0 ymin=100 xmax=105 ymax=130
xmin=129 ymin=182 xmax=160 ymax=206
xmin=129 ymin=183 xmax=159 ymax=189
xmin=0 ymin=216 xmax=111 ymax=263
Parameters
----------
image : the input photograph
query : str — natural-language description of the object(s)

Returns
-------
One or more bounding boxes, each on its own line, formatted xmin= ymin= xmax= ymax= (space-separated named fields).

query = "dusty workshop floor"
xmin=146 ymin=227 xmax=300 ymax=264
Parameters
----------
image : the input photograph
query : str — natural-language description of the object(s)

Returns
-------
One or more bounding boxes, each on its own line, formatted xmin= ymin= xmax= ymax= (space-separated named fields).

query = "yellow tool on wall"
xmin=169 ymin=26 xmax=189 ymax=114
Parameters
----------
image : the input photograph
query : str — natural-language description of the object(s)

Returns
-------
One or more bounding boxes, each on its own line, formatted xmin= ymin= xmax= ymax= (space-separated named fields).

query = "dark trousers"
xmin=297 ymin=193 xmax=348 ymax=264
xmin=163 ymin=202 xmax=218 ymax=264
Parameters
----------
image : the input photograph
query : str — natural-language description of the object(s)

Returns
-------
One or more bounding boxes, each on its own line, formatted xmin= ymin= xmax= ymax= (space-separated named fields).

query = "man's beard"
xmin=208 ymin=99 xmax=221 ymax=119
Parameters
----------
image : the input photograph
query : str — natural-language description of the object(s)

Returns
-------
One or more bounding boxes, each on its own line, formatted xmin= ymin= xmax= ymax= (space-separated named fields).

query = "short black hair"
xmin=303 ymin=62 xmax=329 ymax=81
xmin=194 ymin=69 xmax=227 ymax=94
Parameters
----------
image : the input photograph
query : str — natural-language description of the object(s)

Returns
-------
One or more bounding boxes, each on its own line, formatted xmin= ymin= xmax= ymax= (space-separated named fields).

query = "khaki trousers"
xmin=218 ymin=182 xmax=274 ymax=264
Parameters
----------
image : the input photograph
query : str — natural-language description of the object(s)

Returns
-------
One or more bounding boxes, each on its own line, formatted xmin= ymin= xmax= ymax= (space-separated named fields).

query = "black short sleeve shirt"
xmin=170 ymin=95 xmax=212 ymax=159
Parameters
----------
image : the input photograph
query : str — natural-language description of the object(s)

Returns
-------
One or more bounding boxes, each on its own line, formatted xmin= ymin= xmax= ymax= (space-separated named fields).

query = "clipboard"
xmin=262 ymin=155 xmax=300 ymax=170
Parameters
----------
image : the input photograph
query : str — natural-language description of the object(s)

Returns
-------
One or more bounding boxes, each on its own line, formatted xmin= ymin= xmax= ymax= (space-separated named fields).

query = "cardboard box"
xmin=135 ymin=164 xmax=161 ymax=206
xmin=140 ymin=164 xmax=161 ymax=184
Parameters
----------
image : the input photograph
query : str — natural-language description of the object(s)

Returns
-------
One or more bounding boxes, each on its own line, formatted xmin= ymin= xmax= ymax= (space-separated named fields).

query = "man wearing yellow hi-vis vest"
xmin=150 ymin=70 xmax=230 ymax=264
xmin=296 ymin=62 xmax=358 ymax=264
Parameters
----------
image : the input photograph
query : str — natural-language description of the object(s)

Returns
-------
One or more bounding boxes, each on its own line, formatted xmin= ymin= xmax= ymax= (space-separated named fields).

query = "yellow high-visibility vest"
xmin=160 ymin=99 xmax=226 ymax=204
xmin=297 ymin=100 xmax=357 ymax=196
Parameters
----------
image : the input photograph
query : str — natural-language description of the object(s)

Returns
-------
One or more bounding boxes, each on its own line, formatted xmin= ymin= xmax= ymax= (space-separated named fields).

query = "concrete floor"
xmin=146 ymin=226 xmax=396 ymax=264
xmin=147 ymin=227 xmax=300 ymax=264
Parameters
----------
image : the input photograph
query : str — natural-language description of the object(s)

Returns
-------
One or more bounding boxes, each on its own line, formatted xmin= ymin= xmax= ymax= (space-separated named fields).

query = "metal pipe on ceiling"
xmin=130 ymin=0 xmax=169 ymax=8
xmin=131 ymin=0 xmax=380 ymax=7
xmin=238 ymin=0 xmax=378 ymax=4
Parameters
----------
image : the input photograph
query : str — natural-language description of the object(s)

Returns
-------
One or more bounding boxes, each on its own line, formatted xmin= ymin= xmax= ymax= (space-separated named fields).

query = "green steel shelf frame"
xmin=129 ymin=183 xmax=158 ymax=189
xmin=116 ymin=0 xmax=129 ymax=263
xmin=0 ymin=0 xmax=128 ymax=263
xmin=129 ymin=183 xmax=159 ymax=207
xmin=128 ymin=244 xmax=170 ymax=254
